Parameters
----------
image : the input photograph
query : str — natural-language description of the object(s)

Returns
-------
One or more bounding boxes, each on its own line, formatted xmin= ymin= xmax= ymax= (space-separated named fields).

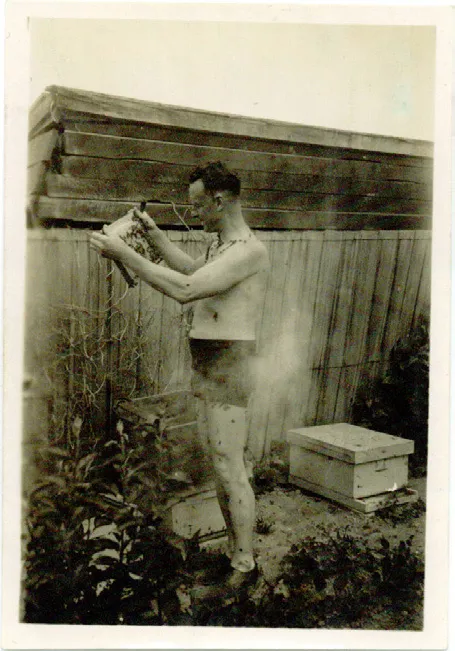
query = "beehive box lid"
xmin=287 ymin=423 xmax=414 ymax=464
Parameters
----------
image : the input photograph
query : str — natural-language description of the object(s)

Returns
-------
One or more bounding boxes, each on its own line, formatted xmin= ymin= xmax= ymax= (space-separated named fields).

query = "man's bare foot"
xmin=191 ymin=554 xmax=232 ymax=585
xmin=190 ymin=566 xmax=259 ymax=604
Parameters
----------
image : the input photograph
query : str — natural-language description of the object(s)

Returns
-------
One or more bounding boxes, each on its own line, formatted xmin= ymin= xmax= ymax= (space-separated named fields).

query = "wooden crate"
xmin=287 ymin=423 xmax=415 ymax=511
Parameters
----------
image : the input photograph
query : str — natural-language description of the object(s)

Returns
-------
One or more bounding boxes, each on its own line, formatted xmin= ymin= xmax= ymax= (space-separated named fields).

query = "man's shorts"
xmin=189 ymin=339 xmax=256 ymax=408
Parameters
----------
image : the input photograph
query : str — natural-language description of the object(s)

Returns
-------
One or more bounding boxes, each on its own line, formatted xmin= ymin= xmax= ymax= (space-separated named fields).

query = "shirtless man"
xmin=90 ymin=161 xmax=269 ymax=598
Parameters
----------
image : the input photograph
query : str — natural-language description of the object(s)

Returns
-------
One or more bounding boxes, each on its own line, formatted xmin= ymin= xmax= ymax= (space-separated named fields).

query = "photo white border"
xmin=2 ymin=3 xmax=452 ymax=649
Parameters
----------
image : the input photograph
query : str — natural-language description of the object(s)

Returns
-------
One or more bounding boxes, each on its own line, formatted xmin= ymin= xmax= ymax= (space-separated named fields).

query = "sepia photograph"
xmin=2 ymin=3 xmax=452 ymax=649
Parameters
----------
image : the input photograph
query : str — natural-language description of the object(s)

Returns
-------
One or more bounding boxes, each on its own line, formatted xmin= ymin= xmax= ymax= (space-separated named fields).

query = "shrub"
xmin=192 ymin=528 xmax=425 ymax=629
xmin=23 ymin=415 xmax=190 ymax=624
xmin=351 ymin=317 xmax=429 ymax=474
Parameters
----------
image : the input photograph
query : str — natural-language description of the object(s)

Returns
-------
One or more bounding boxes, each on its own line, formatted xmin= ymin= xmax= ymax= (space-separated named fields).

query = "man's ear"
xmin=214 ymin=192 xmax=224 ymax=211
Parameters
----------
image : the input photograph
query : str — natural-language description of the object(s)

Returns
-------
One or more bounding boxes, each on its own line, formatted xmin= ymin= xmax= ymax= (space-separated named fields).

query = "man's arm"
xmin=90 ymin=232 xmax=267 ymax=304
xmin=133 ymin=209 xmax=205 ymax=275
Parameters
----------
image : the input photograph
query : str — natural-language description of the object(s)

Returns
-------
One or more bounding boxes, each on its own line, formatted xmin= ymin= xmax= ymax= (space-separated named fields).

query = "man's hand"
xmin=90 ymin=229 xmax=128 ymax=261
xmin=132 ymin=208 xmax=158 ymax=232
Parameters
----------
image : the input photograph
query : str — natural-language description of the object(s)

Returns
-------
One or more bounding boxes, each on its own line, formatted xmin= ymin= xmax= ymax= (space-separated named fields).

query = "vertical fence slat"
xmin=365 ymin=232 xmax=400 ymax=363
xmin=345 ymin=233 xmax=382 ymax=367
xmin=381 ymin=233 xmax=415 ymax=355
xmin=326 ymin=236 xmax=358 ymax=368
xmin=296 ymin=235 xmax=324 ymax=427
xmin=308 ymin=233 xmax=344 ymax=424
xmin=159 ymin=296 xmax=184 ymax=392
xmin=399 ymin=236 xmax=430 ymax=334
xmin=263 ymin=237 xmax=307 ymax=450
xmin=318 ymin=367 xmax=343 ymax=424
xmin=248 ymin=237 xmax=283 ymax=458
xmin=263 ymin=237 xmax=296 ymax=446
xmin=412 ymin=238 xmax=431 ymax=328
xmin=309 ymin=232 xmax=345 ymax=370
xmin=278 ymin=237 xmax=312 ymax=437
xmin=321 ymin=237 xmax=359 ymax=421
xmin=339 ymin=233 xmax=382 ymax=419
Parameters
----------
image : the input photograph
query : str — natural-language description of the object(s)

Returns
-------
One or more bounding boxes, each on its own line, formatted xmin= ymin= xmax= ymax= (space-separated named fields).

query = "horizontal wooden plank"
xmin=60 ymin=155 xmax=433 ymax=188
xmin=46 ymin=173 xmax=431 ymax=215
xmin=61 ymin=132 xmax=433 ymax=185
xmin=56 ymin=111 xmax=431 ymax=169
xmin=47 ymin=173 xmax=181 ymax=204
xmin=50 ymin=164 xmax=432 ymax=200
xmin=25 ymin=228 xmax=430 ymax=245
xmin=45 ymin=85 xmax=433 ymax=158
xmin=28 ymin=162 xmax=48 ymax=196
xmin=28 ymin=92 xmax=55 ymax=139
xmin=35 ymin=197 xmax=431 ymax=230
xmin=28 ymin=129 xmax=59 ymax=167
xmin=60 ymin=130 xmax=360 ymax=173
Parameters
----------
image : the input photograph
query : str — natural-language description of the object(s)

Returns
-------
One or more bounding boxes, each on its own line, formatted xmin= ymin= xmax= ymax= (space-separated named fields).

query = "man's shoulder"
xmin=248 ymin=235 xmax=269 ymax=264
xmin=209 ymin=232 xmax=269 ymax=272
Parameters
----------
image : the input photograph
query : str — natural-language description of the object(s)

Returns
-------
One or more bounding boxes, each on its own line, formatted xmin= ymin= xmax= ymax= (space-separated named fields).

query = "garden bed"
xmin=23 ymin=396 xmax=426 ymax=629
xmin=23 ymin=420 xmax=425 ymax=629
xmin=181 ymin=475 xmax=426 ymax=629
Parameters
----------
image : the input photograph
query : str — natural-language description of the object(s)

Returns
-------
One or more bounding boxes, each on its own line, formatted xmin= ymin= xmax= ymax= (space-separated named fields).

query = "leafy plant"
xmin=256 ymin=518 xmax=273 ymax=535
xmin=24 ymin=416 xmax=104 ymax=623
xmin=191 ymin=528 xmax=424 ymax=629
xmin=23 ymin=414 xmax=191 ymax=625
xmin=252 ymin=463 xmax=280 ymax=495
xmin=351 ymin=317 xmax=429 ymax=474
xmin=377 ymin=498 xmax=426 ymax=527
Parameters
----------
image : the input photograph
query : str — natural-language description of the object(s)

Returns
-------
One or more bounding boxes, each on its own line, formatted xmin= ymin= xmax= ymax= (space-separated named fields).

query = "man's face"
xmin=189 ymin=179 xmax=221 ymax=232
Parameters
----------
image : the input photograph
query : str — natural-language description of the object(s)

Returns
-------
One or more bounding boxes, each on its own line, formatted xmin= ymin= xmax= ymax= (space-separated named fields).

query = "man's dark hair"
xmin=189 ymin=161 xmax=241 ymax=197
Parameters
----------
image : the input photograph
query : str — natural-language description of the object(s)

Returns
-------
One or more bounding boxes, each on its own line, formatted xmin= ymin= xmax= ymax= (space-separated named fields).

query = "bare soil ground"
xmin=192 ymin=475 xmax=426 ymax=630
xmin=255 ymin=476 xmax=426 ymax=581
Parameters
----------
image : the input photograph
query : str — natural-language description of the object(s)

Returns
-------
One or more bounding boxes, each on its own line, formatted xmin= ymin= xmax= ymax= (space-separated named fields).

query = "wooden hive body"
xmin=116 ymin=391 xmax=226 ymax=540
xmin=287 ymin=423 xmax=414 ymax=501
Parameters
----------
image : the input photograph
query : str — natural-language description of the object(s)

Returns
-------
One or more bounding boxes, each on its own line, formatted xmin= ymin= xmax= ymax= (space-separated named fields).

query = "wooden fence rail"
xmin=25 ymin=227 xmax=431 ymax=459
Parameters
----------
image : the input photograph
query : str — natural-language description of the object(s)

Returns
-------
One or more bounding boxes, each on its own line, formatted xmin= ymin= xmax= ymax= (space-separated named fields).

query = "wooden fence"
xmin=25 ymin=227 xmax=431 ymax=459
xmin=28 ymin=86 xmax=432 ymax=231
xmin=25 ymin=86 xmax=433 ymax=459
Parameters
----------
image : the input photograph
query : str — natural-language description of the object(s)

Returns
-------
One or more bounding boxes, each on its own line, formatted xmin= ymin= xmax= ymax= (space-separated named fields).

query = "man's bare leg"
xmin=196 ymin=398 xmax=235 ymax=557
xmin=205 ymin=402 xmax=255 ymax=573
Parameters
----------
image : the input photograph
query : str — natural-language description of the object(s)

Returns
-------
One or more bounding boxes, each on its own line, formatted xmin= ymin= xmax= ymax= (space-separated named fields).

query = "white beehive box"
xmin=164 ymin=485 xmax=226 ymax=540
xmin=287 ymin=423 xmax=416 ymax=512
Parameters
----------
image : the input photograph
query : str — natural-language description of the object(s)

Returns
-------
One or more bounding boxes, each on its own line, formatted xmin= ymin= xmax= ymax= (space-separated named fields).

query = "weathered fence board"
xmin=28 ymin=163 xmax=48 ymax=196
xmin=273 ymin=237 xmax=309 ymax=441
xmin=412 ymin=239 xmax=432 ymax=329
xmin=59 ymin=155 xmax=432 ymax=189
xmin=28 ymin=130 xmax=59 ymax=167
xmin=60 ymin=131 xmax=430 ymax=185
xmin=381 ymin=233 xmax=415 ymax=355
xmin=45 ymin=173 xmax=431 ymax=215
xmin=343 ymin=233 xmax=382 ymax=368
xmin=55 ymin=121 xmax=433 ymax=175
xmin=31 ymin=85 xmax=433 ymax=158
xmin=364 ymin=235 xmax=400 ymax=363
xmin=35 ymin=196 xmax=430 ymax=231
